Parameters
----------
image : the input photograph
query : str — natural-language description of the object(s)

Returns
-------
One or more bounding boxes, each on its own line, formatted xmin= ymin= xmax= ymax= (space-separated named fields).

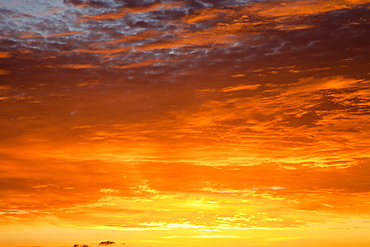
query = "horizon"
xmin=1 ymin=0 xmax=370 ymax=246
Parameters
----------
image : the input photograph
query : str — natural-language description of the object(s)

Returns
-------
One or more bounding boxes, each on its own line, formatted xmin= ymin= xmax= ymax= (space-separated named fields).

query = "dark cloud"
xmin=1 ymin=0 xmax=368 ymax=82
xmin=64 ymin=0 xmax=84 ymax=6
xmin=0 ymin=8 xmax=17 ymax=17
xmin=118 ymin=0 xmax=158 ymax=8
xmin=282 ymin=110 xmax=321 ymax=127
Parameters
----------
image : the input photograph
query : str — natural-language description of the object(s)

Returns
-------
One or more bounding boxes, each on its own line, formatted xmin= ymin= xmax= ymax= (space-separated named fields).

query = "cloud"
xmin=231 ymin=74 xmax=246 ymax=78
xmin=220 ymin=84 xmax=260 ymax=92
xmin=0 ymin=69 xmax=10 ymax=75
xmin=77 ymin=2 xmax=184 ymax=22
xmin=115 ymin=60 xmax=159 ymax=70
xmin=251 ymin=0 xmax=370 ymax=18
xmin=100 ymin=188 xmax=120 ymax=194
xmin=62 ymin=64 xmax=99 ymax=69
xmin=286 ymin=76 xmax=363 ymax=95
xmin=31 ymin=184 xmax=59 ymax=189
xmin=0 ymin=51 xmax=11 ymax=58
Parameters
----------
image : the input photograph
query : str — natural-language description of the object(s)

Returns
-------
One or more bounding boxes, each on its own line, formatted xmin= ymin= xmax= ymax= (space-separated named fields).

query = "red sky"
xmin=1 ymin=0 xmax=370 ymax=247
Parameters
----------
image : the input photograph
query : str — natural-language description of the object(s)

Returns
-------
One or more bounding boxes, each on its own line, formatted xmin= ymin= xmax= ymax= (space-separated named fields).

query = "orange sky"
xmin=1 ymin=0 xmax=370 ymax=247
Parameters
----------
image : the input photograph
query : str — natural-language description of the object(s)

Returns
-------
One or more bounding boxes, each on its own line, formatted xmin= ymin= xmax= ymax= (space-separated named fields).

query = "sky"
xmin=0 ymin=0 xmax=370 ymax=246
